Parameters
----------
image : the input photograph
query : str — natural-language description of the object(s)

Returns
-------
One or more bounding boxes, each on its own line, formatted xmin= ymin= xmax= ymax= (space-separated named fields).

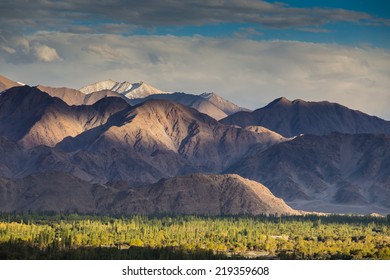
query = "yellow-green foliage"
xmin=0 ymin=214 xmax=389 ymax=259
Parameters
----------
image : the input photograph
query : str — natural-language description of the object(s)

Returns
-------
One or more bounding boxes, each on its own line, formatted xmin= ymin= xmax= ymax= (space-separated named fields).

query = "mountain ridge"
xmin=0 ymin=86 xmax=129 ymax=148
xmin=220 ymin=97 xmax=390 ymax=137
xmin=226 ymin=132 xmax=390 ymax=214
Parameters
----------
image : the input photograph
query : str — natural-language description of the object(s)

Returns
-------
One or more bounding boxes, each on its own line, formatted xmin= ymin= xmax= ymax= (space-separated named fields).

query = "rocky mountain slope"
xmin=0 ymin=86 xmax=283 ymax=184
xmin=125 ymin=173 xmax=299 ymax=215
xmin=220 ymin=97 xmax=390 ymax=137
xmin=0 ymin=86 xmax=129 ymax=147
xmin=0 ymin=172 xmax=297 ymax=215
xmin=55 ymin=98 xmax=282 ymax=183
xmin=226 ymin=133 xmax=390 ymax=214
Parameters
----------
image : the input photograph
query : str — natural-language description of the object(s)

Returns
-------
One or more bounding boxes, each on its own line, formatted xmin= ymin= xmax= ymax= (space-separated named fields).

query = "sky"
xmin=0 ymin=0 xmax=389 ymax=119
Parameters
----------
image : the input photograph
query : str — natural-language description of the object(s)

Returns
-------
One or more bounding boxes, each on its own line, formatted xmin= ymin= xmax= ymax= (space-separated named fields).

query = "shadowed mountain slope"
xmin=56 ymin=99 xmax=283 ymax=183
xmin=0 ymin=87 xmax=283 ymax=184
xmin=220 ymin=97 xmax=390 ymax=137
xmin=0 ymin=172 xmax=298 ymax=215
xmin=227 ymin=133 xmax=390 ymax=214
xmin=0 ymin=86 xmax=129 ymax=147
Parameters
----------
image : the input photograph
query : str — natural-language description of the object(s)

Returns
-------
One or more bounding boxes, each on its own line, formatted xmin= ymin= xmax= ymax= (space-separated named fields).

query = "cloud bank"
xmin=0 ymin=0 xmax=388 ymax=39
xmin=1 ymin=33 xmax=389 ymax=119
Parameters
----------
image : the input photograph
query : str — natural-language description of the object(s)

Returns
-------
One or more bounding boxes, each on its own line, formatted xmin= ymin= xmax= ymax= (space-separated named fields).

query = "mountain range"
xmin=226 ymin=133 xmax=390 ymax=214
xmin=35 ymin=79 xmax=250 ymax=120
xmin=0 ymin=74 xmax=389 ymax=215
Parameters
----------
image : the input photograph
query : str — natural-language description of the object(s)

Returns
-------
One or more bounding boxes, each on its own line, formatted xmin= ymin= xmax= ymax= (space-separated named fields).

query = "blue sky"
xmin=143 ymin=0 xmax=390 ymax=47
xmin=0 ymin=0 xmax=389 ymax=119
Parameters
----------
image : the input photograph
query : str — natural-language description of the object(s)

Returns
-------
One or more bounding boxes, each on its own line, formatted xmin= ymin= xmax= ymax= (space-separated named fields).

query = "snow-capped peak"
xmin=79 ymin=79 xmax=167 ymax=99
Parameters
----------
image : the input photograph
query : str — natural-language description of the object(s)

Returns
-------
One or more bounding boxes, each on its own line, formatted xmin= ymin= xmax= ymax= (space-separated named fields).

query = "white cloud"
xmin=87 ymin=44 xmax=128 ymax=61
xmin=1 ymin=33 xmax=389 ymax=120
xmin=33 ymin=43 xmax=62 ymax=62
xmin=1 ymin=46 xmax=16 ymax=54
xmin=0 ymin=36 xmax=62 ymax=63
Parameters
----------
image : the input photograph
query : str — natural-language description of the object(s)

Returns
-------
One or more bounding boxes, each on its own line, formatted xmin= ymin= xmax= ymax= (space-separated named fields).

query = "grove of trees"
xmin=0 ymin=213 xmax=389 ymax=259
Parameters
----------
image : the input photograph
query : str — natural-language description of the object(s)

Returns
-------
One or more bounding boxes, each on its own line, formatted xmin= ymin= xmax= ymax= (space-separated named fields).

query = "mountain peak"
xmin=265 ymin=97 xmax=292 ymax=108
xmin=200 ymin=92 xmax=251 ymax=115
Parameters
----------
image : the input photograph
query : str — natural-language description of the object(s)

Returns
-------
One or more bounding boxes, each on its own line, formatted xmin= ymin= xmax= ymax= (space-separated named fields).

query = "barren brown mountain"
xmin=0 ymin=86 xmax=283 ymax=184
xmin=0 ymin=172 xmax=298 ymax=215
xmin=128 ymin=92 xmax=250 ymax=120
xmin=0 ymin=86 xmax=129 ymax=147
xmin=38 ymin=85 xmax=128 ymax=105
xmin=37 ymin=85 xmax=87 ymax=105
xmin=227 ymin=133 xmax=390 ymax=214
xmin=1 ymin=76 xmax=389 ymax=215
xmin=221 ymin=97 xmax=390 ymax=137
xmin=56 ymin=99 xmax=283 ymax=183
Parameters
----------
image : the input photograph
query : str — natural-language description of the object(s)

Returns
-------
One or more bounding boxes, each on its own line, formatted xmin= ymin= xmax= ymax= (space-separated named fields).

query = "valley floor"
xmin=0 ymin=213 xmax=389 ymax=260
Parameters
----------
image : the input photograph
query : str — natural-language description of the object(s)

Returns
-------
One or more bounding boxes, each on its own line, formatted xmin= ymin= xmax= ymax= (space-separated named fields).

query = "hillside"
xmin=227 ymin=133 xmax=390 ymax=214
xmin=0 ymin=86 xmax=129 ymax=147
xmin=0 ymin=172 xmax=297 ymax=215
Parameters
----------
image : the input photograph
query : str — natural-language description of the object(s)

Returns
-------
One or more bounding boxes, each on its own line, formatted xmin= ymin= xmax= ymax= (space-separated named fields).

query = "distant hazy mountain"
xmin=127 ymin=92 xmax=250 ymax=120
xmin=200 ymin=92 xmax=250 ymax=115
xmin=79 ymin=79 xmax=165 ymax=99
xmin=37 ymin=85 xmax=127 ymax=106
xmin=220 ymin=97 xmax=390 ymax=137
xmin=37 ymin=85 xmax=87 ymax=105
xmin=32 ymin=78 xmax=250 ymax=120
xmin=0 ymin=75 xmax=21 ymax=92
xmin=0 ymin=172 xmax=298 ymax=215
xmin=127 ymin=93 xmax=228 ymax=120
xmin=227 ymin=133 xmax=390 ymax=214
xmin=79 ymin=79 xmax=250 ymax=120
